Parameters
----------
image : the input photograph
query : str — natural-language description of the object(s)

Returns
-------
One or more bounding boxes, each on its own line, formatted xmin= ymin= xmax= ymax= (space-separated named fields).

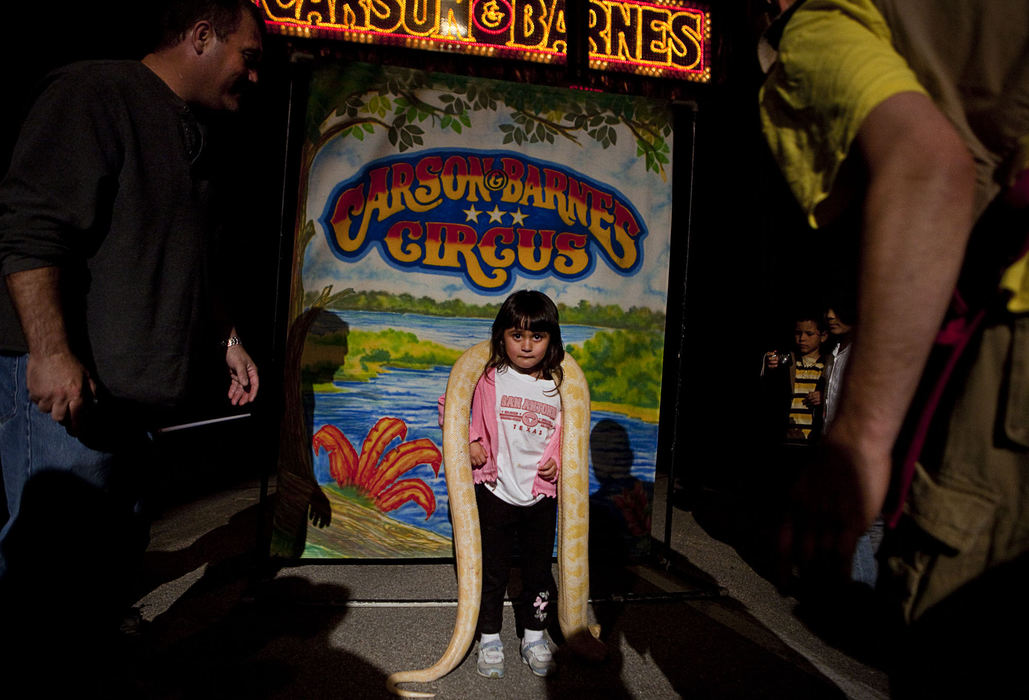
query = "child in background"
xmin=457 ymin=290 xmax=565 ymax=679
xmin=823 ymin=303 xmax=856 ymax=434
xmin=763 ymin=313 xmax=828 ymax=445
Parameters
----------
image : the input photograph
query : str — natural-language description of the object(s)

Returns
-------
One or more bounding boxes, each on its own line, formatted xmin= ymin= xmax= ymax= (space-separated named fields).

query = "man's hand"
xmin=26 ymin=349 xmax=96 ymax=432
xmin=6 ymin=267 xmax=96 ymax=432
xmin=469 ymin=440 xmax=487 ymax=467
xmin=537 ymin=457 xmax=558 ymax=483
xmin=780 ymin=417 xmax=892 ymax=582
xmin=226 ymin=343 xmax=259 ymax=405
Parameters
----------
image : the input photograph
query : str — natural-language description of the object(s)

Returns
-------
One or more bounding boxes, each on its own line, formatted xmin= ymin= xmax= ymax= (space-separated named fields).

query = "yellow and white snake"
xmin=386 ymin=340 xmax=606 ymax=697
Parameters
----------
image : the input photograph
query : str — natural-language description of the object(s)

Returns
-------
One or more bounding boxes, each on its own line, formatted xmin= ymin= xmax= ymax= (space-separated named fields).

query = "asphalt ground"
xmin=123 ymin=475 xmax=890 ymax=699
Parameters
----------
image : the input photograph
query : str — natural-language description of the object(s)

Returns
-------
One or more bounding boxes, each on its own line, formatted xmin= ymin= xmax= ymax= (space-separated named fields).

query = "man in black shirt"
xmin=0 ymin=0 xmax=264 ymax=683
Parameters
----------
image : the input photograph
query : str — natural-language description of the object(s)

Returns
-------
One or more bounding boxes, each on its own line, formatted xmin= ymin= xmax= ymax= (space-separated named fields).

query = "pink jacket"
xmin=438 ymin=368 xmax=561 ymax=498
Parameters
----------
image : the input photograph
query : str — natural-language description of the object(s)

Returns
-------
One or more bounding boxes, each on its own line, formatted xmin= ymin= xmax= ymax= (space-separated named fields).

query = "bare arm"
xmin=783 ymin=92 xmax=977 ymax=576
xmin=6 ymin=267 xmax=95 ymax=429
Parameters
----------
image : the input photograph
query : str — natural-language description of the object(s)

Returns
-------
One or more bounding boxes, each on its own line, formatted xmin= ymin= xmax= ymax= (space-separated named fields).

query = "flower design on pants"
xmin=533 ymin=591 xmax=550 ymax=622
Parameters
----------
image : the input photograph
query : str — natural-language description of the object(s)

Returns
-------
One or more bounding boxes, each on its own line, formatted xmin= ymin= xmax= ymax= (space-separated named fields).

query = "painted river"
xmin=309 ymin=310 xmax=659 ymax=542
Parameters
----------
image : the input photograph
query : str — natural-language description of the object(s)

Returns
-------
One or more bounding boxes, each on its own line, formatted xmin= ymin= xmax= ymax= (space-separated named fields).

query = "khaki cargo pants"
xmin=883 ymin=316 xmax=1029 ymax=623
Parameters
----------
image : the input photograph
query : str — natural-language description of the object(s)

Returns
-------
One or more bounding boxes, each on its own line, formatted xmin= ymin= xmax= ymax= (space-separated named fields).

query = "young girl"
xmin=468 ymin=290 xmax=564 ymax=679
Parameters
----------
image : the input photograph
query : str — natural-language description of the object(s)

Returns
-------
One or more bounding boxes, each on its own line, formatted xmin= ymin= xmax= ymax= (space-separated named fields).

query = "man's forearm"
xmin=6 ymin=266 xmax=94 ymax=424
xmin=832 ymin=93 xmax=977 ymax=511
xmin=6 ymin=266 xmax=72 ymax=356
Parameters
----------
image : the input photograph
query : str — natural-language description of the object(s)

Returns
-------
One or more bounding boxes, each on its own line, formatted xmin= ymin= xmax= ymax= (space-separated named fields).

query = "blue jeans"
xmin=0 ymin=353 xmax=156 ymax=694
xmin=0 ymin=353 xmax=146 ymax=579
xmin=852 ymin=517 xmax=885 ymax=587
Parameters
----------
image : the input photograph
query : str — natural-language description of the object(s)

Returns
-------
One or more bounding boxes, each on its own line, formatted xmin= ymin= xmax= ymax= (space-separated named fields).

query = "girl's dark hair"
xmin=486 ymin=290 xmax=564 ymax=386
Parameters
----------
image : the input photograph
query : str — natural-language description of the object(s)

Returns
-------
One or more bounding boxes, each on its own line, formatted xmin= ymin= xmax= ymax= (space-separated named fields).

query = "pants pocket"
xmin=884 ymin=462 xmax=996 ymax=622
xmin=1004 ymin=316 xmax=1029 ymax=447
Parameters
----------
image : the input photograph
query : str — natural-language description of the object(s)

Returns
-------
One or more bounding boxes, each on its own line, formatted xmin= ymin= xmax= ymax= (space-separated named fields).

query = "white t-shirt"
xmin=824 ymin=341 xmax=851 ymax=433
xmin=488 ymin=367 xmax=562 ymax=506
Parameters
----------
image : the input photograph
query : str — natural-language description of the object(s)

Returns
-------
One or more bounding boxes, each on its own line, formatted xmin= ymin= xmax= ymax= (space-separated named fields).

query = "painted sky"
xmin=300 ymin=74 xmax=674 ymax=312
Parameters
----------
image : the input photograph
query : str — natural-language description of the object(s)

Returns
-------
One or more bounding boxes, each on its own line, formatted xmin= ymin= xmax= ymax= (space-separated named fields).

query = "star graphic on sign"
xmin=487 ymin=205 xmax=506 ymax=224
xmin=463 ymin=205 xmax=482 ymax=223
xmin=509 ymin=208 xmax=528 ymax=226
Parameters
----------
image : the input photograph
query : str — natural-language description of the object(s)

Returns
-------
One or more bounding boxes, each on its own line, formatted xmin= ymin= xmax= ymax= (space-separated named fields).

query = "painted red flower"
xmin=313 ymin=417 xmax=442 ymax=519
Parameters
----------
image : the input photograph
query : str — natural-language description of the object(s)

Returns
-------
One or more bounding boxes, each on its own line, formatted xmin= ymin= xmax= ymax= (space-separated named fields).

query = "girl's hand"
xmin=537 ymin=458 xmax=558 ymax=482
xmin=805 ymin=390 xmax=822 ymax=407
xmin=469 ymin=440 xmax=487 ymax=467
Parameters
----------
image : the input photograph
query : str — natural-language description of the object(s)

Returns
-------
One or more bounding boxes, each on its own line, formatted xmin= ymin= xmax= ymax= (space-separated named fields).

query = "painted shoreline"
xmin=303 ymin=485 xmax=452 ymax=558
xmin=312 ymin=371 xmax=659 ymax=424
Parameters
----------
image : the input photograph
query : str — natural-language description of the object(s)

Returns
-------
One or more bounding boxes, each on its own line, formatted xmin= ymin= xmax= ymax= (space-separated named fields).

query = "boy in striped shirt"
xmin=764 ymin=314 xmax=829 ymax=445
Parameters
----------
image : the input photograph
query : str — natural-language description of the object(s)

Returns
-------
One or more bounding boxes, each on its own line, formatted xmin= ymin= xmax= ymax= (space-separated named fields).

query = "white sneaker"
xmin=520 ymin=638 xmax=555 ymax=677
xmin=477 ymin=639 xmax=504 ymax=678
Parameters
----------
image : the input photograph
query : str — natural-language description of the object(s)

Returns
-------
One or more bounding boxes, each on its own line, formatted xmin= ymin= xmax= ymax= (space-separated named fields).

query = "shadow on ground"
xmin=135 ymin=504 xmax=389 ymax=698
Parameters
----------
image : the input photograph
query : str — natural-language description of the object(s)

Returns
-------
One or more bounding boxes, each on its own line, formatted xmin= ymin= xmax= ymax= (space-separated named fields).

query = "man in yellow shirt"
xmin=760 ymin=0 xmax=1029 ymax=689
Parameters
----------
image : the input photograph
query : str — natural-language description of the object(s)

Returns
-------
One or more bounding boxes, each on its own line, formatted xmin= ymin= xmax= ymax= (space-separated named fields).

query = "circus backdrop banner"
xmin=271 ymin=61 xmax=674 ymax=559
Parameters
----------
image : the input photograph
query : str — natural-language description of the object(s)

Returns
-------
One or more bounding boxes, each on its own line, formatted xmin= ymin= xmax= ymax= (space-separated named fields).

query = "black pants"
xmin=475 ymin=483 xmax=557 ymax=634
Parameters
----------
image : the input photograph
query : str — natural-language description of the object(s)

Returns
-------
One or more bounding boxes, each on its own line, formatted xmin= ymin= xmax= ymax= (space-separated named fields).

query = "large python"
xmin=386 ymin=341 xmax=606 ymax=697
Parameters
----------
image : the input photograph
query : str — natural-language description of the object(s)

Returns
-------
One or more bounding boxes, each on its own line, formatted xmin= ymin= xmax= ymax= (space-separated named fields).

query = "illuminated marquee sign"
xmin=320 ymin=149 xmax=648 ymax=292
xmin=258 ymin=0 xmax=710 ymax=81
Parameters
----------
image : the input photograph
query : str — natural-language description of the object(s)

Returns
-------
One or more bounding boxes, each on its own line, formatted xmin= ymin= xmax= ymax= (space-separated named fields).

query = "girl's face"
xmin=503 ymin=327 xmax=550 ymax=375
